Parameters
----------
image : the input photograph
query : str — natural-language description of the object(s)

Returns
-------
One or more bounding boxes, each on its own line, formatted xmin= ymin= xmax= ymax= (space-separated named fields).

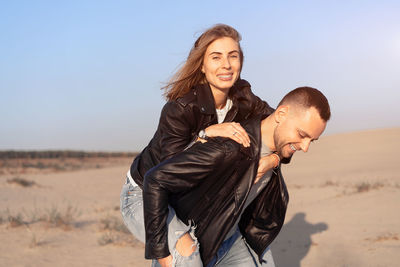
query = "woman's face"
xmin=201 ymin=37 xmax=241 ymax=94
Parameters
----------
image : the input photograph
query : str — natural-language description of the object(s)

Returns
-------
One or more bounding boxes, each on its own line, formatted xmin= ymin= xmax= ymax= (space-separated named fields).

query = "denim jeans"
xmin=120 ymin=178 xmax=202 ymax=267
xmin=120 ymin=178 xmax=274 ymax=267
xmin=207 ymin=228 xmax=275 ymax=267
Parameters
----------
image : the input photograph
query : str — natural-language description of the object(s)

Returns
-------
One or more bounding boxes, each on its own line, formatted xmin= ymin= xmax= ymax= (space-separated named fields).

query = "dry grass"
xmin=42 ymin=205 xmax=81 ymax=230
xmin=1 ymin=204 xmax=81 ymax=230
xmin=97 ymin=214 xmax=142 ymax=247
xmin=6 ymin=177 xmax=37 ymax=187
xmin=0 ymin=208 xmax=25 ymax=227
xmin=1 ymin=204 xmax=81 ymax=249
xmin=365 ymin=233 xmax=399 ymax=243
xmin=25 ymin=225 xmax=47 ymax=248
xmin=320 ymin=180 xmax=340 ymax=187
xmin=98 ymin=231 xmax=119 ymax=246
xmin=355 ymin=182 xmax=384 ymax=193
xmin=99 ymin=214 xmax=130 ymax=234
xmin=0 ymin=156 xmax=133 ymax=176
xmin=8 ymin=214 xmax=25 ymax=227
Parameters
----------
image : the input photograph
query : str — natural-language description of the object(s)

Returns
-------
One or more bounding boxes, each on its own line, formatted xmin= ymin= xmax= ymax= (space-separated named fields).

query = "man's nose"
xmin=300 ymin=139 xmax=311 ymax=152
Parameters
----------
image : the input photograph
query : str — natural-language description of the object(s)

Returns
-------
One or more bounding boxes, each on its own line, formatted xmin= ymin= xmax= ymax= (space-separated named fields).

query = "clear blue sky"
xmin=1 ymin=0 xmax=399 ymax=151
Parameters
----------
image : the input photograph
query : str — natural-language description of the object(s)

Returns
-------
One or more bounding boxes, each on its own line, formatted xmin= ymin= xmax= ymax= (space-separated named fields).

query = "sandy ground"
xmin=0 ymin=128 xmax=399 ymax=266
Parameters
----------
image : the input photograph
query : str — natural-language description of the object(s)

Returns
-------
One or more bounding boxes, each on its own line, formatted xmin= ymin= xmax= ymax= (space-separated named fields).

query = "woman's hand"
xmin=157 ymin=255 xmax=173 ymax=267
xmin=204 ymin=122 xmax=250 ymax=147
xmin=255 ymin=153 xmax=280 ymax=183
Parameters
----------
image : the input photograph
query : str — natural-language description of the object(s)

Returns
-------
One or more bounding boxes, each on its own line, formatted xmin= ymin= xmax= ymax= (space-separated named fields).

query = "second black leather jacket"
xmin=130 ymin=79 xmax=274 ymax=188
xmin=143 ymin=116 xmax=289 ymax=266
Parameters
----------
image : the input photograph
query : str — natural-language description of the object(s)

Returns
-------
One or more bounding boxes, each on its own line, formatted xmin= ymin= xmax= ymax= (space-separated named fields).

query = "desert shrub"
xmin=7 ymin=177 xmax=36 ymax=187
xmin=3 ymin=209 xmax=25 ymax=227
xmin=97 ymin=214 xmax=141 ymax=246
xmin=99 ymin=215 xmax=130 ymax=234
xmin=42 ymin=205 xmax=81 ymax=230
xmin=98 ymin=231 xmax=117 ymax=245
xmin=0 ymin=150 xmax=138 ymax=159
xmin=355 ymin=182 xmax=384 ymax=193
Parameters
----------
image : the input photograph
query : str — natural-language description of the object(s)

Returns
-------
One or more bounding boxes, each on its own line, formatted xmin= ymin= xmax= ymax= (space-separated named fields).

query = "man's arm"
xmin=143 ymin=139 xmax=240 ymax=260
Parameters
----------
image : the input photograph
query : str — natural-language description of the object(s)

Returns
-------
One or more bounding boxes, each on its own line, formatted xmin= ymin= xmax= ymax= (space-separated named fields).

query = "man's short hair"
xmin=278 ymin=87 xmax=331 ymax=121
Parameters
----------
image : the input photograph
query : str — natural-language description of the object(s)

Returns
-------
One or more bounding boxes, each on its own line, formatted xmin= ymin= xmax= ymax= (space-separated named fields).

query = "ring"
xmin=233 ymin=132 xmax=237 ymax=136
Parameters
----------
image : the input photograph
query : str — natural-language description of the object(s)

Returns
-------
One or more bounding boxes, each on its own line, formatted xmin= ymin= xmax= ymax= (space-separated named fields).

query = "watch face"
xmin=199 ymin=130 xmax=206 ymax=139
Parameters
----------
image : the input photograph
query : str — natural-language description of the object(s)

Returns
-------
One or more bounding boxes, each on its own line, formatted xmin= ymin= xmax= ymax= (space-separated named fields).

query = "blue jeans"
xmin=207 ymin=228 xmax=275 ymax=267
xmin=120 ymin=178 xmax=274 ymax=266
xmin=120 ymin=178 xmax=202 ymax=267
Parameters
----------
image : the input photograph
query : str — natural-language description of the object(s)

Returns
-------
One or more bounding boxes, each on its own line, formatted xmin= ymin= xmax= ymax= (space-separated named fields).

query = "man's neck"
xmin=260 ymin=113 xmax=277 ymax=152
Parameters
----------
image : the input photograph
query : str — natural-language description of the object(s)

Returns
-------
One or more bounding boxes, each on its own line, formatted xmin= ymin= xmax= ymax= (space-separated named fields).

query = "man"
xmin=143 ymin=87 xmax=331 ymax=266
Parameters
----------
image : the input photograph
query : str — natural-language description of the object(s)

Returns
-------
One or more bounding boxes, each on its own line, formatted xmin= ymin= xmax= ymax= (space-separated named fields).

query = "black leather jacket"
xmin=143 ymin=116 xmax=289 ymax=266
xmin=130 ymin=79 xmax=274 ymax=188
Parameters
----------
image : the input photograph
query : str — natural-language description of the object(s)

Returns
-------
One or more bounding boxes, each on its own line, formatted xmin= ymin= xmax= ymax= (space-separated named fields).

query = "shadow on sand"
xmin=271 ymin=212 xmax=328 ymax=267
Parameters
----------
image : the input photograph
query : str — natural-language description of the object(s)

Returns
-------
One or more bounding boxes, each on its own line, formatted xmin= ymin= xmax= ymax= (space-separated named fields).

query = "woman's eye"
xmin=212 ymin=56 xmax=220 ymax=60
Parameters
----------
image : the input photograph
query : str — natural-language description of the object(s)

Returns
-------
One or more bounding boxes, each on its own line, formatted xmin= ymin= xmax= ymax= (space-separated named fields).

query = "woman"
xmin=120 ymin=24 xmax=279 ymax=266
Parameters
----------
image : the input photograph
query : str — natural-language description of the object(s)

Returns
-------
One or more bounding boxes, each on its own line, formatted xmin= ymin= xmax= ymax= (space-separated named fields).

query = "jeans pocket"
xmin=120 ymin=183 xmax=145 ymax=243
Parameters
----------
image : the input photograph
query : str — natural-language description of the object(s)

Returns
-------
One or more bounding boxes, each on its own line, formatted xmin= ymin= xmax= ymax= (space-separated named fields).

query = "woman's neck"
xmin=211 ymin=87 xmax=229 ymax=109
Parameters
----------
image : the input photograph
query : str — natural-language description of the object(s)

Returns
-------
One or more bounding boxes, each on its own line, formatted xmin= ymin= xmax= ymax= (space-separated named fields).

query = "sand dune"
xmin=272 ymin=127 xmax=400 ymax=267
xmin=0 ymin=128 xmax=399 ymax=266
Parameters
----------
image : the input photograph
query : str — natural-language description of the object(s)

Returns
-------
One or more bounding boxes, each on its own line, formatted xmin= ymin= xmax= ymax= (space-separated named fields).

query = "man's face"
xmin=273 ymin=106 xmax=327 ymax=159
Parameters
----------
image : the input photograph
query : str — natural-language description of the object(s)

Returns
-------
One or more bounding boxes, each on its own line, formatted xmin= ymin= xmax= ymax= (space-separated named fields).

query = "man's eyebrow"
xmin=298 ymin=128 xmax=319 ymax=141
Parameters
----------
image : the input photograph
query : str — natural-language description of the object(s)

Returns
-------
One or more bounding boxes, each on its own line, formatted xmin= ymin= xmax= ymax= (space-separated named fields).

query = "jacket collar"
xmin=194 ymin=79 xmax=249 ymax=115
xmin=195 ymin=83 xmax=216 ymax=115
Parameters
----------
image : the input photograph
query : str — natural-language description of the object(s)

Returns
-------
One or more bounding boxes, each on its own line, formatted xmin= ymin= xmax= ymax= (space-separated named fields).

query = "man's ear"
xmin=274 ymin=105 xmax=289 ymax=123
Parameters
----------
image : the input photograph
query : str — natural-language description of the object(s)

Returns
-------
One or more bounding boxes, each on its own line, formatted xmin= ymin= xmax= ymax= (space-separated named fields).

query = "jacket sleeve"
xmin=234 ymin=79 xmax=275 ymax=120
xmin=158 ymin=101 xmax=195 ymax=161
xmin=142 ymin=139 xmax=239 ymax=259
xmin=249 ymin=90 xmax=275 ymax=119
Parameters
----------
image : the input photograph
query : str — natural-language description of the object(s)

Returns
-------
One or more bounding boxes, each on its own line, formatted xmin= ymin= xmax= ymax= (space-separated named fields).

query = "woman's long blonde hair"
xmin=164 ymin=24 xmax=244 ymax=101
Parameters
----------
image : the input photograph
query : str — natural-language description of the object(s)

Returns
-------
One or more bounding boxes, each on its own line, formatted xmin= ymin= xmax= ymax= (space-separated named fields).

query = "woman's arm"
xmin=158 ymin=101 xmax=195 ymax=161
xmin=251 ymin=92 xmax=275 ymax=119
xmin=235 ymin=79 xmax=275 ymax=119
xmin=203 ymin=122 xmax=251 ymax=147
xmin=158 ymin=100 xmax=251 ymax=161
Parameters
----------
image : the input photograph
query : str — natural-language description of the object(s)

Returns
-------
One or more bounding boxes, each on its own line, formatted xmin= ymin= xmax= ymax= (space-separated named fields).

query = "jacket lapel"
xmin=196 ymin=83 xmax=216 ymax=115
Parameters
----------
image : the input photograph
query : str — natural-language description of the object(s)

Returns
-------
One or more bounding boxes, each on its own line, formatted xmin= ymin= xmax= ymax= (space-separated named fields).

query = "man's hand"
xmin=255 ymin=153 xmax=280 ymax=183
xmin=157 ymin=254 xmax=173 ymax=267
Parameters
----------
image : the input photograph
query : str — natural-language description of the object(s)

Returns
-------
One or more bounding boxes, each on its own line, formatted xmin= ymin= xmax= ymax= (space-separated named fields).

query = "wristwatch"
xmin=198 ymin=129 xmax=208 ymax=140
